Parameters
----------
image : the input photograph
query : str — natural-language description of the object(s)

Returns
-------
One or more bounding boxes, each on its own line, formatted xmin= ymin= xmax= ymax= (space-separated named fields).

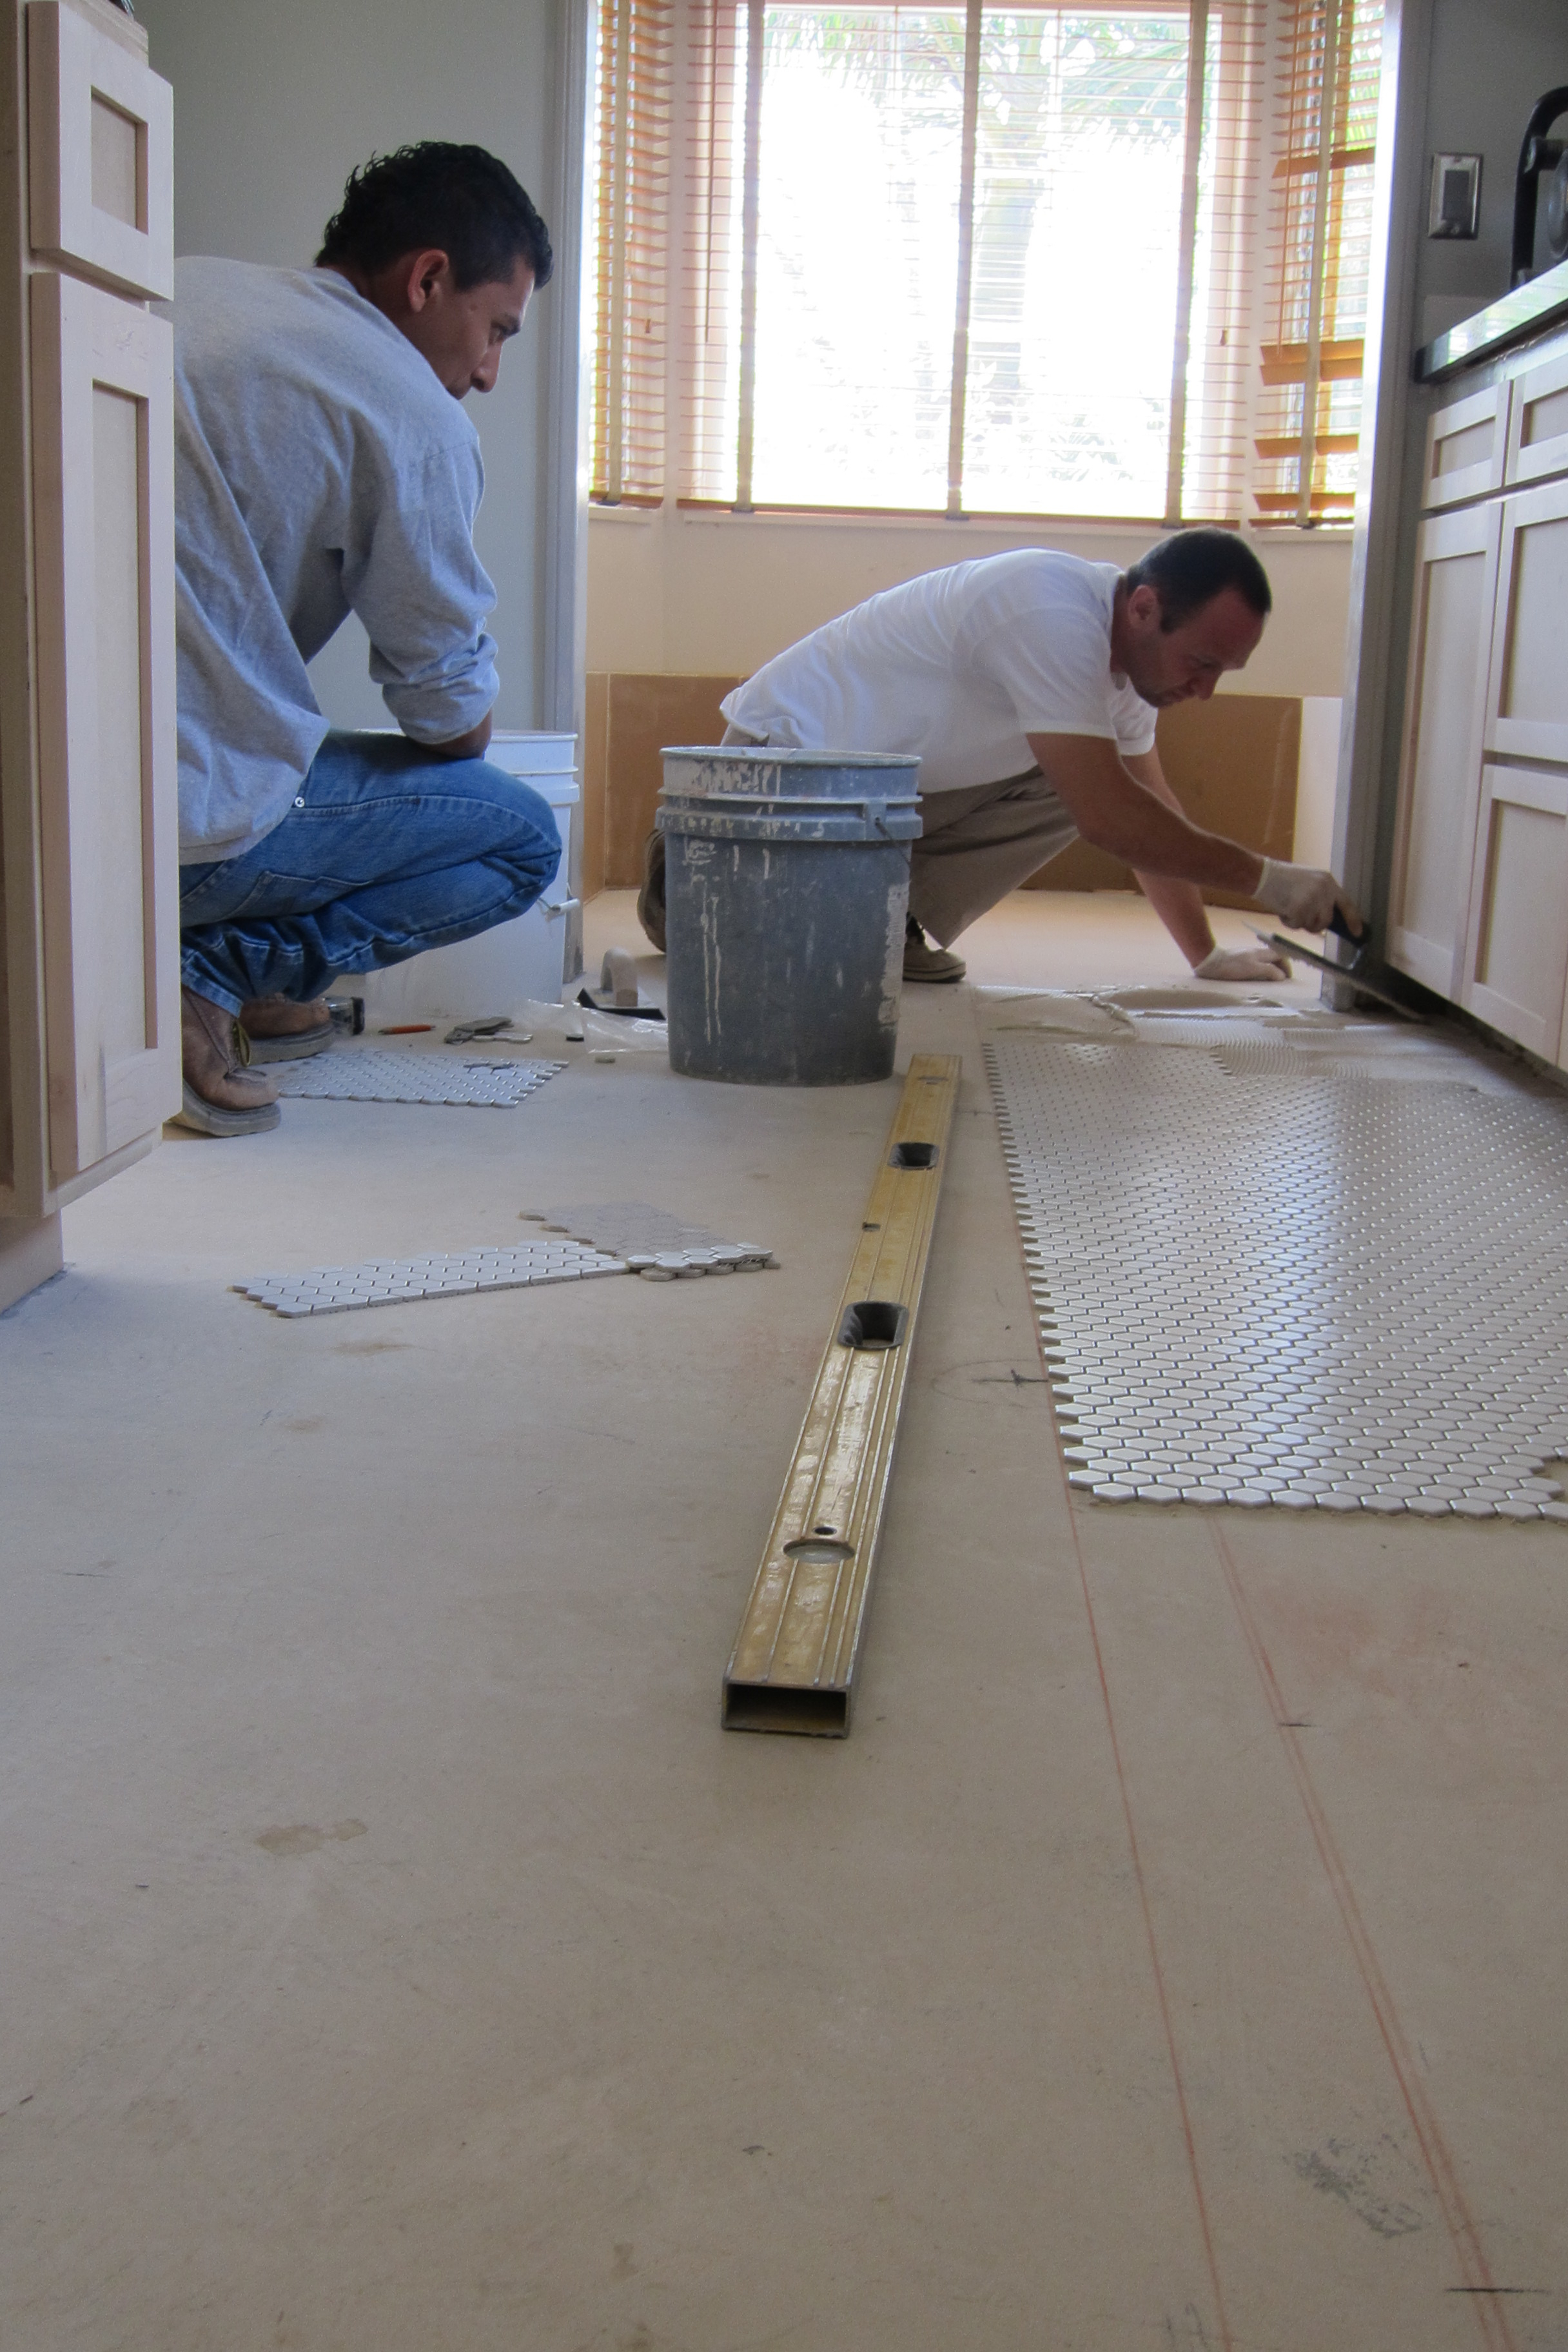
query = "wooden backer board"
xmin=723 ymin=1054 xmax=959 ymax=1737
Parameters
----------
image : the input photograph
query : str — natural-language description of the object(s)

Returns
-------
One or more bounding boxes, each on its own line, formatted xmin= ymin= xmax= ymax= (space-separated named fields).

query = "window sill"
xmin=587 ymin=502 xmax=1354 ymax=543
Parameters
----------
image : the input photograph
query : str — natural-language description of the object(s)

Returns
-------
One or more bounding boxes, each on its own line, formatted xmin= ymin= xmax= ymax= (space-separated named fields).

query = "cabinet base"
xmin=0 ymin=1211 xmax=63 ymax=1311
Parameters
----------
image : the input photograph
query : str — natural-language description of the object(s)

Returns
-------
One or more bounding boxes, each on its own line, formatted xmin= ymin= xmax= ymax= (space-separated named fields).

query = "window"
xmin=590 ymin=0 xmax=1383 ymax=525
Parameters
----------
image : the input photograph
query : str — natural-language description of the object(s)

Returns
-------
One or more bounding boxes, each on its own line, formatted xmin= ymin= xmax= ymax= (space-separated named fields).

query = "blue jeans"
xmin=179 ymin=730 xmax=562 ymax=1014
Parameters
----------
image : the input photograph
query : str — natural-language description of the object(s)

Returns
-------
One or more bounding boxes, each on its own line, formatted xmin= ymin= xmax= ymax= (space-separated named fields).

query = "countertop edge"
xmin=1415 ymin=259 xmax=1568 ymax=384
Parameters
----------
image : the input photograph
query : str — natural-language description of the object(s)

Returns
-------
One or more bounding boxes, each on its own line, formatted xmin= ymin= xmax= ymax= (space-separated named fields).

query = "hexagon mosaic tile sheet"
xmin=269 ymin=1050 xmax=566 ymax=1107
xmin=986 ymin=1024 xmax=1568 ymax=1518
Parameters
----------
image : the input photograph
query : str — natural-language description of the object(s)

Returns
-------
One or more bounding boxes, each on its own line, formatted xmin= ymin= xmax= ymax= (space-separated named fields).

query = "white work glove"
xmin=1255 ymin=856 xmax=1363 ymax=937
xmin=1194 ymin=943 xmax=1293 ymax=983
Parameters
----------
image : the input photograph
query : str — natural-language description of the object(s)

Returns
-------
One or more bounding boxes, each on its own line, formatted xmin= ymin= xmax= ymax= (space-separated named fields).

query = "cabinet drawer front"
xmin=1421 ymin=381 xmax=1508 ymax=511
xmin=26 ymin=1 xmax=173 ymax=300
xmin=1464 ymin=764 xmax=1568 ymax=1059
xmin=1506 ymin=344 xmax=1568 ymax=489
xmin=1387 ymin=505 xmax=1498 ymax=998
xmin=30 ymin=273 xmax=181 ymax=1181
xmin=1485 ymin=480 xmax=1568 ymax=765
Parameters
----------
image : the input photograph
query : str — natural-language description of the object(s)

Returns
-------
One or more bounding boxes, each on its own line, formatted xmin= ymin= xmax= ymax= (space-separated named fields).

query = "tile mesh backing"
xmin=986 ymin=1033 xmax=1568 ymax=1518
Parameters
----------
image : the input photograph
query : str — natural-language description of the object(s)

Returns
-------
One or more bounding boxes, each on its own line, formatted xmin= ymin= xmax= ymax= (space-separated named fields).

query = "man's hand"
xmin=1255 ymin=856 xmax=1362 ymax=936
xmin=1194 ymin=943 xmax=1293 ymax=983
xmin=426 ymin=710 xmax=494 ymax=762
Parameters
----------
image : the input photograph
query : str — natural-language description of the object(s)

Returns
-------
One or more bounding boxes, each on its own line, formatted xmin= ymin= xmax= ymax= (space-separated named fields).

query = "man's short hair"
xmin=1124 ymin=528 xmax=1272 ymax=631
xmin=317 ymin=142 xmax=553 ymax=293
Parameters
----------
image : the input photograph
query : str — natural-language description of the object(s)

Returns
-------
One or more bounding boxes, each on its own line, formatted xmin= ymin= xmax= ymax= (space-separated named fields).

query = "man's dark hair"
xmin=1123 ymin=528 xmax=1272 ymax=631
xmin=317 ymin=142 xmax=553 ymax=292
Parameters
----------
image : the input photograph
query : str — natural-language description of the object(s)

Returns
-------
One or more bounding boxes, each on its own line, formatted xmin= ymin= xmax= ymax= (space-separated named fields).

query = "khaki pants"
xmin=905 ymin=770 xmax=1080 ymax=946
xmin=720 ymin=724 xmax=1080 ymax=947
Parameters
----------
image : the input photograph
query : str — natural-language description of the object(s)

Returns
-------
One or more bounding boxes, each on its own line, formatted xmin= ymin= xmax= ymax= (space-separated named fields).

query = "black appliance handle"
xmin=1512 ymin=86 xmax=1568 ymax=286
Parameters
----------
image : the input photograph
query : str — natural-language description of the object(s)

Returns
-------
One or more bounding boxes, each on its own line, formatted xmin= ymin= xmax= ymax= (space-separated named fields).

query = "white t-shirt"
xmin=721 ymin=549 xmax=1157 ymax=794
xmin=168 ymin=259 xmax=501 ymax=863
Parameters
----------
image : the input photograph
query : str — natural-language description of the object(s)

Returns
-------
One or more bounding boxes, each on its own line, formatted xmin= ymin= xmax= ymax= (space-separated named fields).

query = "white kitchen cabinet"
xmin=1420 ymin=380 xmax=1509 ymax=512
xmin=1462 ymin=764 xmax=1568 ymax=1059
xmin=1386 ymin=503 xmax=1498 ymax=997
xmin=29 ymin=268 xmax=179 ymax=1178
xmin=1391 ymin=319 xmax=1568 ymax=1068
xmin=1504 ymin=342 xmax=1568 ymax=491
xmin=1483 ymin=476 xmax=1568 ymax=769
xmin=26 ymin=0 xmax=173 ymax=301
xmin=0 ymin=0 xmax=177 ymax=1306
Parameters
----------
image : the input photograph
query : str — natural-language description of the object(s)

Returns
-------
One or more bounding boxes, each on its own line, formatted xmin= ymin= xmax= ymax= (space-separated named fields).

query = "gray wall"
xmin=1416 ymin=0 xmax=1568 ymax=341
xmin=137 ymin=0 xmax=571 ymax=731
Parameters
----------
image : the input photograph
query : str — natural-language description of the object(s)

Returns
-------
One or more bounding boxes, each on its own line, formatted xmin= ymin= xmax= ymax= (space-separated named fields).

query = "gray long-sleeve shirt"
xmin=168 ymin=259 xmax=500 ymax=862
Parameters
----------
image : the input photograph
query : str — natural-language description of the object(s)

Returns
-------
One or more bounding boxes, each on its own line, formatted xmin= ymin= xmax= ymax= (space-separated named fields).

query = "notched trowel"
xmin=576 ymin=945 xmax=667 ymax=1021
xmin=1253 ymin=909 xmax=1424 ymax=1021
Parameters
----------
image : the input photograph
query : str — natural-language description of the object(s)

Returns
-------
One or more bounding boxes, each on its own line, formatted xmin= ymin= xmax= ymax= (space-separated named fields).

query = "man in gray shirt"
xmin=172 ymin=142 xmax=559 ymax=1133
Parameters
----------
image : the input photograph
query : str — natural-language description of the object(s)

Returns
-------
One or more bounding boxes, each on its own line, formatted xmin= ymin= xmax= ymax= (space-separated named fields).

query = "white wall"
xmin=1416 ymin=0 xmax=1568 ymax=346
xmin=136 ymin=0 xmax=570 ymax=733
xmin=587 ymin=507 xmax=1357 ymax=698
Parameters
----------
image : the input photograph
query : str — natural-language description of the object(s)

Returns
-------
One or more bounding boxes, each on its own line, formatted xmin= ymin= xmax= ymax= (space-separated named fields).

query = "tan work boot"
xmin=240 ymin=992 xmax=334 ymax=1061
xmin=175 ymin=986 xmax=281 ymax=1136
xmin=903 ymin=915 xmax=965 ymax=984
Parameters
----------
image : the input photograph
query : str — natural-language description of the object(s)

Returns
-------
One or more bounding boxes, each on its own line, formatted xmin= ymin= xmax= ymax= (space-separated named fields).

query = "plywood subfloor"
xmin=1 ymin=892 xmax=1563 ymax=2351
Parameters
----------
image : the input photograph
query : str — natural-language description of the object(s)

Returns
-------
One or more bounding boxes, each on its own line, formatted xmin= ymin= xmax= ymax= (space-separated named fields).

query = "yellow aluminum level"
xmin=723 ymin=1053 xmax=960 ymax=1736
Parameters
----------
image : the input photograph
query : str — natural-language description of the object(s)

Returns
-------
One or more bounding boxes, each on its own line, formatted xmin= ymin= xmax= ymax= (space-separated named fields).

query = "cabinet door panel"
xmin=1386 ymin=504 xmax=1498 ymax=996
xmin=1421 ymin=381 xmax=1508 ymax=511
xmin=30 ymin=271 xmax=179 ymax=1179
xmin=1464 ymin=765 xmax=1568 ymax=1058
xmin=1505 ymin=344 xmax=1568 ymax=489
xmin=1485 ymin=480 xmax=1568 ymax=765
xmin=26 ymin=0 xmax=173 ymax=300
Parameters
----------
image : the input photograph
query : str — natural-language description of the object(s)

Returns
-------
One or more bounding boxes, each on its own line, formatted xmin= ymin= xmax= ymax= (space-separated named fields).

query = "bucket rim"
xmin=660 ymin=744 xmax=921 ymax=770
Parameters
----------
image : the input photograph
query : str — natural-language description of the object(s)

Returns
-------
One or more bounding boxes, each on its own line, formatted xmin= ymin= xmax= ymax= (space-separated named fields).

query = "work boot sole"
xmin=244 ymin=1021 xmax=334 ymax=1062
xmin=171 ymin=1082 xmax=282 ymax=1137
xmin=903 ymin=957 xmax=966 ymax=985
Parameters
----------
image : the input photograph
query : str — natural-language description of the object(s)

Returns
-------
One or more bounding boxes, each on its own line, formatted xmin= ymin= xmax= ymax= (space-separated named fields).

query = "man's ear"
xmin=1125 ymin=582 xmax=1162 ymax=631
xmin=403 ymin=249 xmax=453 ymax=313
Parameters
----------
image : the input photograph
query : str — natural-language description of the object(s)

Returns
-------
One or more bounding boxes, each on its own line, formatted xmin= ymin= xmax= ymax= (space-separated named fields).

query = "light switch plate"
xmin=1429 ymin=152 xmax=1482 ymax=240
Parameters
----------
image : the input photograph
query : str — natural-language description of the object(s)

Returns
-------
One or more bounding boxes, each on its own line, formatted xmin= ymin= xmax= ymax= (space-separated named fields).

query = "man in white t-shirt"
xmin=637 ymin=531 xmax=1358 ymax=983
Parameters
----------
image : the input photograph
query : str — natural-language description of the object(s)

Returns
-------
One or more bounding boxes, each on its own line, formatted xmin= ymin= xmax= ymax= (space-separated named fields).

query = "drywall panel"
xmin=134 ymin=0 xmax=566 ymax=734
xmin=586 ymin=509 xmax=1355 ymax=700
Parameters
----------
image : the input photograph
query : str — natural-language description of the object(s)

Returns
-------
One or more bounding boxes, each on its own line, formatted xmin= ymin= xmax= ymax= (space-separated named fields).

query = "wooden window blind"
xmin=1253 ymin=0 xmax=1382 ymax=525
xmin=590 ymin=0 xmax=673 ymax=505
xmin=590 ymin=0 xmax=1381 ymax=524
xmin=677 ymin=0 xmax=1275 ymax=522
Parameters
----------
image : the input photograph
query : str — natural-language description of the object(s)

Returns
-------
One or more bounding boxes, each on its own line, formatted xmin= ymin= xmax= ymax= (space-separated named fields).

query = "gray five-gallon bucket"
xmin=658 ymin=747 xmax=922 ymax=1086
